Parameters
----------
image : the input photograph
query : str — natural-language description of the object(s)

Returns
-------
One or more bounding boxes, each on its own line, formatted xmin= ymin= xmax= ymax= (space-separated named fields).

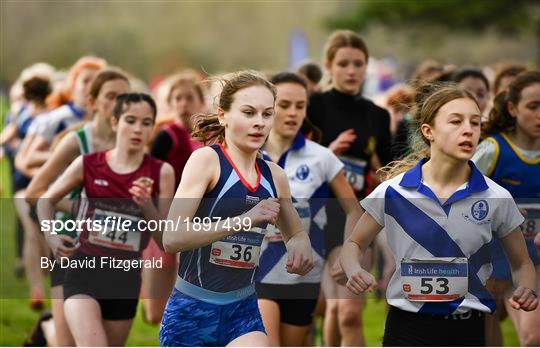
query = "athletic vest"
xmin=78 ymin=152 xmax=163 ymax=258
xmin=178 ymin=144 xmax=277 ymax=294
xmin=487 ymin=133 xmax=540 ymax=199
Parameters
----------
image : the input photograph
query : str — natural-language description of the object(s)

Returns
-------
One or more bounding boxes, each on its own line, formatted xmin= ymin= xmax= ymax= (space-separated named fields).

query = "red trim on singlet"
xmin=218 ymin=144 xmax=261 ymax=193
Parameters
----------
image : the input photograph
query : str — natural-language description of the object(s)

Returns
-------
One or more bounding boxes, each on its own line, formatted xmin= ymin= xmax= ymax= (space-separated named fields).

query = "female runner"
xmin=473 ymin=71 xmax=540 ymax=346
xmin=256 ymin=71 xmax=362 ymax=346
xmin=160 ymin=71 xmax=314 ymax=346
xmin=38 ymin=93 xmax=175 ymax=346
xmin=340 ymin=83 xmax=538 ymax=346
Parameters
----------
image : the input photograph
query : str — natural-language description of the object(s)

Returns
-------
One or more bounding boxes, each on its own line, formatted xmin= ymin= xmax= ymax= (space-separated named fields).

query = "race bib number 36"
xmin=210 ymin=230 xmax=264 ymax=269
xmin=400 ymin=257 xmax=468 ymax=302
xmin=89 ymin=209 xmax=142 ymax=252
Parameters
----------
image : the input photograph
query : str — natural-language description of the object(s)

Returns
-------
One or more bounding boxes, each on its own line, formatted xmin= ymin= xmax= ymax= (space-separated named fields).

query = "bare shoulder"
xmin=160 ymin=161 xmax=175 ymax=178
xmin=180 ymin=146 xmax=220 ymax=189
xmin=54 ymin=131 xmax=80 ymax=155
xmin=190 ymin=146 xmax=219 ymax=164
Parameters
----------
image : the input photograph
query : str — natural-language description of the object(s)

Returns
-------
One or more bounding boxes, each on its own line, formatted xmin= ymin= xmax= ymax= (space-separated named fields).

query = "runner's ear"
xmin=111 ymin=116 xmax=118 ymax=132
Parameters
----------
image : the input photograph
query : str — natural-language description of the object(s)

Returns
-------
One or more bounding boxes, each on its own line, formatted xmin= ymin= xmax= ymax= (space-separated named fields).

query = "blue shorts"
xmin=490 ymin=237 xmax=540 ymax=280
xmin=159 ymin=288 xmax=266 ymax=346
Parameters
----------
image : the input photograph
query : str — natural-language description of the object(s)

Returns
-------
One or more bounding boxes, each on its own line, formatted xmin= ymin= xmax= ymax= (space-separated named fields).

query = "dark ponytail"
xmin=483 ymin=71 xmax=540 ymax=137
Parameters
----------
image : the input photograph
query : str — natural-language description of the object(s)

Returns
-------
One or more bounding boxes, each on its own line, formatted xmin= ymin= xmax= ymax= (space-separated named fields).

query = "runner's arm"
xmin=501 ymin=228 xmax=538 ymax=310
xmin=340 ymin=211 xmax=382 ymax=281
xmin=145 ymin=162 xmax=175 ymax=249
xmin=330 ymin=170 xmax=363 ymax=241
xmin=0 ymin=123 xmax=17 ymax=145
xmin=23 ymin=134 xmax=50 ymax=168
xmin=25 ymin=132 xmax=80 ymax=205
xmin=37 ymin=156 xmax=84 ymax=235
xmin=268 ymin=162 xmax=314 ymax=275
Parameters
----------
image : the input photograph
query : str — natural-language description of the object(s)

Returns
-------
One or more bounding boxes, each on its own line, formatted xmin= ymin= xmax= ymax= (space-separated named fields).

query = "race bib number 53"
xmin=400 ymin=257 xmax=468 ymax=302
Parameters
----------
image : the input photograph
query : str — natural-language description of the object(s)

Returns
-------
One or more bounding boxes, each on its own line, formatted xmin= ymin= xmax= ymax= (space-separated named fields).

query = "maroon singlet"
xmin=78 ymin=151 xmax=163 ymax=258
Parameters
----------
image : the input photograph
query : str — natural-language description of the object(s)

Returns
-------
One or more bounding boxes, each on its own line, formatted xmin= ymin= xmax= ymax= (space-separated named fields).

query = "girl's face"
xmin=169 ymin=84 xmax=204 ymax=122
xmin=458 ymin=77 xmax=489 ymax=114
xmin=327 ymin=47 xmax=367 ymax=96
xmin=423 ymin=98 xmax=482 ymax=162
xmin=90 ymin=79 xmax=130 ymax=119
xmin=72 ymin=68 xmax=99 ymax=108
xmin=509 ymin=83 xmax=540 ymax=140
xmin=272 ymin=83 xmax=307 ymax=139
xmin=220 ymin=85 xmax=275 ymax=152
xmin=112 ymin=102 xmax=155 ymax=152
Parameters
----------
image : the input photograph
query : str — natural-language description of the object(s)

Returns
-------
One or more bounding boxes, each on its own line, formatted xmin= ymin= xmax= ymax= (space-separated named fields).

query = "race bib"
xmin=339 ymin=156 xmax=366 ymax=192
xmin=210 ymin=229 xmax=265 ymax=269
xmin=518 ymin=203 xmax=540 ymax=240
xmin=401 ymin=257 xmax=468 ymax=302
xmin=89 ymin=209 xmax=142 ymax=252
xmin=265 ymin=201 xmax=311 ymax=242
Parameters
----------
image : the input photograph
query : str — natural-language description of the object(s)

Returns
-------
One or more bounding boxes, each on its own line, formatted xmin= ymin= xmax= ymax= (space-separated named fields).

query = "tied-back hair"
xmin=191 ymin=70 xmax=276 ymax=145
xmin=378 ymin=82 xmax=478 ymax=181
xmin=483 ymin=71 xmax=540 ymax=137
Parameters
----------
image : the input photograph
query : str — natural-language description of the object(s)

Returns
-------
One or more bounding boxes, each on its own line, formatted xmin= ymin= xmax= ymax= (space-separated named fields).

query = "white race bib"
xmin=339 ymin=156 xmax=366 ymax=192
xmin=209 ymin=229 xmax=265 ymax=269
xmin=264 ymin=201 xmax=311 ymax=242
xmin=400 ymin=257 xmax=468 ymax=302
xmin=518 ymin=203 xmax=540 ymax=240
xmin=89 ymin=209 xmax=142 ymax=252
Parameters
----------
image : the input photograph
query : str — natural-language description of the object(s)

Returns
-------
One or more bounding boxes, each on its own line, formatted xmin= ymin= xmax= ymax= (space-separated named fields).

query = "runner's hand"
xmin=47 ymin=234 xmax=78 ymax=260
xmin=508 ymin=286 xmax=539 ymax=311
xmin=242 ymin=198 xmax=280 ymax=227
xmin=330 ymin=261 xmax=348 ymax=285
xmin=329 ymin=129 xmax=356 ymax=156
xmin=346 ymin=268 xmax=376 ymax=295
xmin=285 ymin=232 xmax=313 ymax=275
xmin=129 ymin=180 xmax=154 ymax=208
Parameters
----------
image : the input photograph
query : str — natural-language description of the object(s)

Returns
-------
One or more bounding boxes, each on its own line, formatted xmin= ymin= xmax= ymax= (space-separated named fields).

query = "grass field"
xmin=0 ymin=96 xmax=520 ymax=345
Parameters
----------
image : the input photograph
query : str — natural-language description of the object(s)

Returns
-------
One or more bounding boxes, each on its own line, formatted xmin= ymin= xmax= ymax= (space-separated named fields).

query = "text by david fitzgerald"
xmin=41 ymin=257 xmax=162 ymax=272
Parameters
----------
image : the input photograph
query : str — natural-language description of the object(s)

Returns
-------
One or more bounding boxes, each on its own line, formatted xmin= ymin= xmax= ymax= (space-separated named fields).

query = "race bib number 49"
xmin=518 ymin=203 xmax=540 ymax=240
xmin=89 ymin=209 xmax=142 ymax=252
xmin=210 ymin=230 xmax=264 ymax=269
xmin=339 ymin=156 xmax=366 ymax=192
xmin=400 ymin=257 xmax=468 ymax=302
